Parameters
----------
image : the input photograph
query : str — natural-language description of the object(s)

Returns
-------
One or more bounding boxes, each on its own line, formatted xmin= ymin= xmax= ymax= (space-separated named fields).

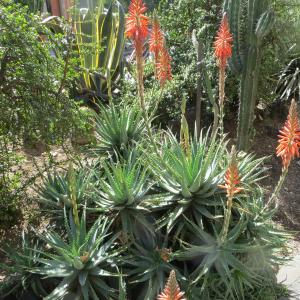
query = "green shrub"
xmin=0 ymin=1 xmax=80 ymax=145
xmin=13 ymin=0 xmax=45 ymax=13
xmin=0 ymin=144 xmax=24 ymax=226
xmin=71 ymin=106 xmax=97 ymax=146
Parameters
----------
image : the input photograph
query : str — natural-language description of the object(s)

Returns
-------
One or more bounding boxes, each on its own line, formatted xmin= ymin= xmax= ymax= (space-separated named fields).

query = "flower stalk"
xmin=125 ymin=2 xmax=172 ymax=161
xmin=218 ymin=66 xmax=226 ymax=135
xmin=214 ymin=13 xmax=233 ymax=135
xmin=266 ymin=167 xmax=289 ymax=208
xmin=219 ymin=146 xmax=243 ymax=241
xmin=68 ymin=162 xmax=80 ymax=228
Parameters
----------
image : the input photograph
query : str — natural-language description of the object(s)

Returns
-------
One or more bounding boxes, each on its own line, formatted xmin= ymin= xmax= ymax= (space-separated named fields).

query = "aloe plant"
xmin=91 ymin=103 xmax=146 ymax=156
xmin=36 ymin=165 xmax=91 ymax=220
xmin=126 ymin=232 xmax=178 ymax=300
xmin=31 ymin=209 xmax=122 ymax=299
xmin=149 ymin=128 xmax=267 ymax=237
xmin=176 ymin=218 xmax=260 ymax=299
xmin=148 ymin=130 xmax=227 ymax=235
xmin=177 ymin=186 xmax=289 ymax=300
xmin=223 ymin=0 xmax=275 ymax=150
xmin=242 ymin=189 xmax=290 ymax=269
xmin=0 ymin=232 xmax=49 ymax=299
xmin=91 ymin=152 xmax=155 ymax=240
xmin=73 ymin=0 xmax=125 ymax=102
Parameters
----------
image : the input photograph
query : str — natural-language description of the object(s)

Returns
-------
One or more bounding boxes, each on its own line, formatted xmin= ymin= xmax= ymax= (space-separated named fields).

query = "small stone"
xmin=51 ymin=151 xmax=58 ymax=157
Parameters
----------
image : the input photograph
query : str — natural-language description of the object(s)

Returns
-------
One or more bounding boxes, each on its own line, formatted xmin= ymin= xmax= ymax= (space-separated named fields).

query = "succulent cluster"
xmin=1 ymin=115 xmax=290 ymax=299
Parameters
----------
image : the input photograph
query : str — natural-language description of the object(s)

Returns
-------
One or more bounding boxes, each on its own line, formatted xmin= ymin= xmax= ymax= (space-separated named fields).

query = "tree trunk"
xmin=50 ymin=0 xmax=61 ymax=16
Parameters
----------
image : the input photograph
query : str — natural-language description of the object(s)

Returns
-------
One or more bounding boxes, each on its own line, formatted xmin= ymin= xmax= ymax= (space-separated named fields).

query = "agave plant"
xmin=36 ymin=164 xmax=91 ymax=220
xmin=91 ymin=103 xmax=146 ymax=156
xmin=73 ymin=0 xmax=125 ymax=101
xmin=91 ymin=152 xmax=155 ymax=240
xmin=31 ymin=209 xmax=121 ymax=300
xmin=0 ymin=232 xmax=49 ymax=299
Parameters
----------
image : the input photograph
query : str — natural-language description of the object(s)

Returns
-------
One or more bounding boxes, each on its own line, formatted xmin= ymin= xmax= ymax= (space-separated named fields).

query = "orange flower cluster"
xmin=156 ymin=47 xmax=172 ymax=87
xmin=214 ymin=14 xmax=233 ymax=69
xmin=157 ymin=270 xmax=186 ymax=300
xmin=125 ymin=0 xmax=171 ymax=87
xmin=219 ymin=152 xmax=243 ymax=198
xmin=149 ymin=16 xmax=164 ymax=63
xmin=276 ymin=99 xmax=300 ymax=169
xmin=125 ymin=0 xmax=149 ymax=57
xmin=149 ymin=15 xmax=172 ymax=87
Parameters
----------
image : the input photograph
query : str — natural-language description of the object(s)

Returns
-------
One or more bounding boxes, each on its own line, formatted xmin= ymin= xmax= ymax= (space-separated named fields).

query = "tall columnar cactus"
xmin=224 ymin=0 xmax=274 ymax=150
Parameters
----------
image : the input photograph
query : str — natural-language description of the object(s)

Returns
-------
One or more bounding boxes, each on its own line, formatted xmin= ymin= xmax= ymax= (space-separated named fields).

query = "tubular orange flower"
xmin=276 ymin=99 xmax=300 ymax=169
xmin=214 ymin=13 xmax=233 ymax=69
xmin=157 ymin=270 xmax=186 ymax=300
xmin=156 ymin=47 xmax=172 ymax=87
xmin=149 ymin=15 xmax=164 ymax=63
xmin=219 ymin=149 xmax=243 ymax=198
xmin=125 ymin=0 xmax=149 ymax=57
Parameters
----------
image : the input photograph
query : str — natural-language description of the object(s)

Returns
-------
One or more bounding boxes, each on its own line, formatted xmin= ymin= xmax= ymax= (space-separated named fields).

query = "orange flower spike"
xmin=157 ymin=270 xmax=186 ymax=300
xmin=276 ymin=99 xmax=300 ymax=169
xmin=157 ymin=47 xmax=172 ymax=87
xmin=125 ymin=0 xmax=149 ymax=57
xmin=149 ymin=14 xmax=165 ymax=63
xmin=214 ymin=13 xmax=233 ymax=69
xmin=219 ymin=147 xmax=243 ymax=198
